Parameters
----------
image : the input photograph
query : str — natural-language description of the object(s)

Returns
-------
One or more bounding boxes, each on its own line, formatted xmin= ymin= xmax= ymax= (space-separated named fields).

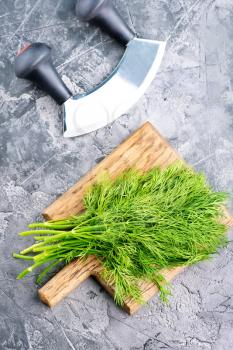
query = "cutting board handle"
xmin=38 ymin=256 xmax=102 ymax=307
xmin=76 ymin=0 xmax=135 ymax=45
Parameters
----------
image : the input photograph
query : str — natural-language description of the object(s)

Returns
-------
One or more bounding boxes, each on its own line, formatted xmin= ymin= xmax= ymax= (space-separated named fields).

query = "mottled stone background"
xmin=1 ymin=0 xmax=233 ymax=349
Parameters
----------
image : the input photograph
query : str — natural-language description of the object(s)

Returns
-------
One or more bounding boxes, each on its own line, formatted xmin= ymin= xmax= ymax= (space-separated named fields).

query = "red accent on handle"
xmin=17 ymin=43 xmax=31 ymax=57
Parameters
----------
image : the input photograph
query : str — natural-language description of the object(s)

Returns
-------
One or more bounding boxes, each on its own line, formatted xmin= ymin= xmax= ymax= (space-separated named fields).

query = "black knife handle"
xmin=76 ymin=0 xmax=135 ymax=46
xmin=15 ymin=43 xmax=72 ymax=105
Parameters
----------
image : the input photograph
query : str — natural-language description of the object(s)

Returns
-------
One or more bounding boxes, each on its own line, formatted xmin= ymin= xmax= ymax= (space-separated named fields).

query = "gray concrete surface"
xmin=1 ymin=0 xmax=233 ymax=349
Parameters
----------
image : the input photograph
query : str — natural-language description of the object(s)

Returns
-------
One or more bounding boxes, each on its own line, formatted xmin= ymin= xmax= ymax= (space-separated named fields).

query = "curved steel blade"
xmin=63 ymin=38 xmax=166 ymax=138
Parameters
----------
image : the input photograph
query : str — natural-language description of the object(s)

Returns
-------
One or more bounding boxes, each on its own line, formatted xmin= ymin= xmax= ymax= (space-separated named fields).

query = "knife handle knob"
xmin=15 ymin=42 xmax=72 ymax=105
xmin=76 ymin=0 xmax=135 ymax=46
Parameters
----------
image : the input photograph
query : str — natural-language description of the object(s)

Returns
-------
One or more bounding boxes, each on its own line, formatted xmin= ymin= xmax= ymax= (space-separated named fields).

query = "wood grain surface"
xmin=39 ymin=122 xmax=233 ymax=314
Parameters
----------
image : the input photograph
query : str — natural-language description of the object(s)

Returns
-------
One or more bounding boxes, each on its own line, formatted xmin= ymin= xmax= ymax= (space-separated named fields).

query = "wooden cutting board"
xmin=39 ymin=122 xmax=233 ymax=314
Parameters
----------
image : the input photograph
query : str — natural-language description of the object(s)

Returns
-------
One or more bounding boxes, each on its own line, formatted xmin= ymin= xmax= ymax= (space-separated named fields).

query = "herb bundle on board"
xmin=14 ymin=163 xmax=229 ymax=305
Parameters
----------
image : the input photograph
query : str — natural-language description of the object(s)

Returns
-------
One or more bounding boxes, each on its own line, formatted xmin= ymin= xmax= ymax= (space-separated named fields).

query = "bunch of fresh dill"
xmin=13 ymin=163 xmax=229 ymax=305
